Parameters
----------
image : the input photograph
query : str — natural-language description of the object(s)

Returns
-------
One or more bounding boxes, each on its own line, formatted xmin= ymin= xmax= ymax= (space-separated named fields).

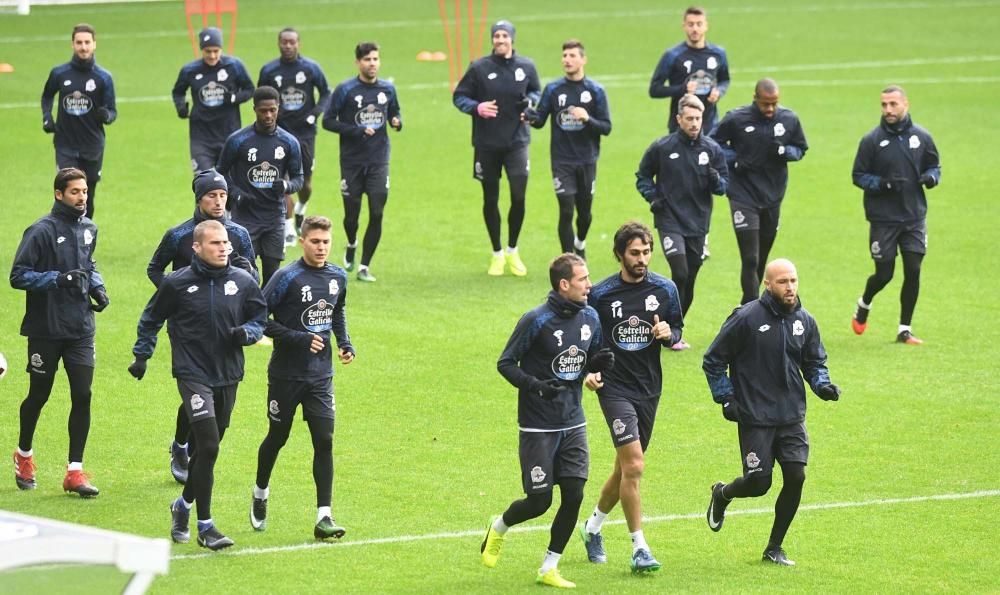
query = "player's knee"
xmin=197 ymin=438 xmax=220 ymax=463
xmin=744 ymin=472 xmax=772 ymax=497
xmin=558 ymin=478 xmax=586 ymax=509
xmin=782 ymin=463 xmax=805 ymax=487
xmin=620 ymin=456 xmax=645 ymax=482
xmin=525 ymin=491 xmax=554 ymax=516
xmin=308 ymin=425 xmax=333 ymax=452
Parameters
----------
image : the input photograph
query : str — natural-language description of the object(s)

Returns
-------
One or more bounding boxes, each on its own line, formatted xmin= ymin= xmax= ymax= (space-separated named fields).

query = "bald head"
xmin=753 ymin=78 xmax=780 ymax=119
xmin=755 ymin=78 xmax=778 ymax=95
xmin=764 ymin=259 xmax=798 ymax=309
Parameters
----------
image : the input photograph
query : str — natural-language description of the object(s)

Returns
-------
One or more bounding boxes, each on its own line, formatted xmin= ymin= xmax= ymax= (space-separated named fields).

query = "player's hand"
xmin=880 ymin=176 xmax=905 ymax=192
xmin=650 ymin=314 xmax=671 ymax=340
xmin=363 ymin=127 xmax=376 ymax=136
xmin=127 ymin=358 xmax=147 ymax=380
xmin=919 ymin=173 xmax=938 ymax=189
xmin=338 ymin=347 xmax=355 ymax=364
xmin=685 ymin=80 xmax=697 ymax=94
xmin=649 ymin=197 xmax=667 ymax=214
xmin=89 ymin=286 xmax=110 ymax=312
xmin=721 ymin=400 xmax=739 ymax=422
xmin=57 ymin=269 xmax=89 ymax=289
xmin=230 ymin=326 xmax=249 ymax=345
xmin=307 ymin=333 xmax=325 ymax=354
xmin=707 ymin=87 xmax=721 ymax=103
xmin=97 ymin=107 xmax=112 ymax=124
xmin=568 ymin=106 xmax=590 ymax=122
xmin=817 ymin=383 xmax=841 ymax=401
xmin=772 ymin=140 xmax=786 ymax=157
xmin=522 ymin=106 xmax=540 ymax=124
xmin=584 ymin=372 xmax=603 ymax=391
xmin=271 ymin=179 xmax=286 ymax=196
xmin=476 ymin=100 xmax=498 ymax=119
xmin=230 ymin=255 xmax=254 ymax=275
xmin=530 ymin=378 xmax=564 ymax=400
xmin=390 ymin=117 xmax=402 ymax=131
xmin=708 ymin=167 xmax=721 ymax=187
xmin=177 ymin=102 xmax=190 ymax=119
xmin=587 ymin=348 xmax=615 ymax=374
xmin=43 ymin=118 xmax=56 ymax=133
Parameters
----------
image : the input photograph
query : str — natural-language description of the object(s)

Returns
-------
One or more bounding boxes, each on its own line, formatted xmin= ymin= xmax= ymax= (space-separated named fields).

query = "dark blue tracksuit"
xmin=258 ymin=56 xmax=331 ymax=143
xmin=146 ymin=208 xmax=257 ymax=287
xmin=532 ymin=76 xmax=612 ymax=165
xmin=703 ymin=292 xmax=831 ymax=426
xmin=712 ymin=104 xmax=808 ymax=210
xmin=172 ymin=56 xmax=255 ymax=170
xmin=263 ymin=259 xmax=353 ymax=381
xmin=11 ymin=200 xmax=105 ymax=340
xmin=453 ymin=52 xmax=541 ymax=151
xmin=323 ymin=76 xmax=401 ymax=166
xmin=41 ymin=55 xmax=116 ymax=217
xmin=649 ymin=42 xmax=730 ymax=133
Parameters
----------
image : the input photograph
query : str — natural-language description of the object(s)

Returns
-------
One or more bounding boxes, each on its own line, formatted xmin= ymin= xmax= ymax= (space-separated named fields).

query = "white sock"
xmin=899 ymin=324 xmax=912 ymax=334
xmin=347 ymin=242 xmax=358 ymax=249
xmin=285 ymin=219 xmax=296 ymax=234
xmin=506 ymin=246 xmax=518 ymax=254
xmin=16 ymin=448 xmax=32 ymax=457
xmin=294 ymin=201 xmax=307 ymax=216
xmin=254 ymin=485 xmax=269 ymax=499
xmin=539 ymin=550 xmax=561 ymax=574
xmin=359 ymin=265 xmax=369 ymax=273
xmin=180 ymin=497 xmax=193 ymax=509
xmin=492 ymin=250 xmax=503 ymax=258
xmin=317 ymin=506 xmax=331 ymax=522
xmin=574 ymin=237 xmax=586 ymax=250
xmin=630 ymin=529 xmax=649 ymax=553
xmin=176 ymin=442 xmax=188 ymax=451
xmin=492 ymin=516 xmax=509 ymax=535
xmin=585 ymin=507 xmax=608 ymax=534
xmin=67 ymin=462 xmax=83 ymax=472
xmin=858 ymin=297 xmax=872 ymax=310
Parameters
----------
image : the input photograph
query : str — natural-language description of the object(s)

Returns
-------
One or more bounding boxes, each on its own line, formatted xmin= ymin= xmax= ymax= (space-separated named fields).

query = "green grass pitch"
xmin=0 ymin=0 xmax=997 ymax=592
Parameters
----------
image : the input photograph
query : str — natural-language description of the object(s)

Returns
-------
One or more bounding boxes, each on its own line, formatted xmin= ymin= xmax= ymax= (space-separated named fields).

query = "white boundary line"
xmin=171 ymin=489 xmax=999 ymax=561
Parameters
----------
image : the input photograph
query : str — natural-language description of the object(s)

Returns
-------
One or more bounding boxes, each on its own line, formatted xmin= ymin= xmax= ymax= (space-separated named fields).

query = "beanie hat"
xmin=199 ymin=27 xmax=223 ymax=50
xmin=193 ymin=168 xmax=227 ymax=201
xmin=490 ymin=20 xmax=515 ymax=42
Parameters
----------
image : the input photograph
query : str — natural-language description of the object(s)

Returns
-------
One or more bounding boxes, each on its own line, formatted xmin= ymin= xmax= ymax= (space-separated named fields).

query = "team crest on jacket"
xmin=909 ymin=135 xmax=921 ymax=149
xmin=85 ymin=79 xmax=96 ymax=92
xmin=580 ymin=90 xmax=592 ymax=103
xmin=552 ymin=344 xmax=586 ymax=380
xmin=746 ymin=452 xmax=760 ymax=469
xmin=613 ymin=316 xmax=653 ymax=351
xmin=514 ymin=68 xmax=525 ymax=81
xmin=274 ymin=146 xmax=285 ymax=160
xmin=224 ymin=280 xmax=238 ymax=296
xmin=773 ymin=123 xmax=786 ymax=137
xmin=217 ymin=69 xmax=229 ymax=82
xmin=707 ymin=56 xmax=718 ymax=70
xmin=792 ymin=320 xmax=804 ymax=336
xmin=645 ymin=295 xmax=659 ymax=312
xmin=698 ymin=151 xmax=709 ymax=165
xmin=84 ymin=229 xmax=93 ymax=245
xmin=580 ymin=324 xmax=591 ymax=341
xmin=377 ymin=92 xmax=387 ymax=105
xmin=329 ymin=279 xmax=339 ymax=295
xmin=296 ymin=71 xmax=306 ymax=84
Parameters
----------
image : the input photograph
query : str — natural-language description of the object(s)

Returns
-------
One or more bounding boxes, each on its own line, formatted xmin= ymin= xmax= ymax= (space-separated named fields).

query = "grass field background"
xmin=1 ymin=0 xmax=998 ymax=592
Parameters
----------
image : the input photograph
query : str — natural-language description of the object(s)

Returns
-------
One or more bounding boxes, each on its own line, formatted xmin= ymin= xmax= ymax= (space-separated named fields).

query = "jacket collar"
xmin=760 ymin=290 xmax=801 ymax=317
xmin=547 ymin=290 xmax=585 ymax=318
xmin=51 ymin=200 xmax=85 ymax=222
xmin=190 ymin=255 xmax=230 ymax=279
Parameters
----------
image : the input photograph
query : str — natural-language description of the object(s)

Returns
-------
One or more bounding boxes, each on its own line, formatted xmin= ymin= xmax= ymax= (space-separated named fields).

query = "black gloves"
xmin=89 ymin=286 xmax=110 ymax=312
xmin=649 ymin=197 xmax=667 ymax=214
xmin=919 ymin=173 xmax=938 ymax=189
xmin=721 ymin=400 xmax=739 ymax=422
xmin=127 ymin=358 xmax=147 ymax=380
xmin=529 ymin=378 xmax=564 ymax=400
xmin=522 ymin=106 xmax=540 ymax=124
xmin=56 ymin=269 xmax=88 ymax=289
xmin=772 ymin=140 xmax=786 ymax=156
xmin=817 ymin=383 xmax=841 ymax=401
xmin=97 ymin=107 xmax=112 ymax=124
xmin=880 ymin=176 xmax=906 ymax=192
xmin=43 ymin=119 xmax=56 ymax=134
xmin=230 ymin=255 xmax=254 ymax=275
xmin=587 ymin=348 xmax=615 ymax=374
xmin=708 ymin=167 xmax=721 ymax=187
xmin=177 ymin=102 xmax=190 ymax=119
xmin=515 ymin=95 xmax=531 ymax=112
xmin=230 ymin=326 xmax=249 ymax=345
xmin=272 ymin=179 xmax=286 ymax=196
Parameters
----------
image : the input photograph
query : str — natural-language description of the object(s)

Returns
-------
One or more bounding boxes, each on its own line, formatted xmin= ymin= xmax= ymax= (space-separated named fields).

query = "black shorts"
xmin=552 ymin=162 xmax=596 ymax=198
xmin=869 ymin=221 xmax=927 ymax=261
xmin=190 ymin=138 xmax=223 ymax=172
xmin=340 ymin=162 xmax=389 ymax=198
xmin=26 ymin=336 xmax=95 ymax=375
xmin=55 ymin=146 xmax=103 ymax=183
xmin=519 ymin=426 xmax=588 ymax=494
xmin=298 ymin=135 xmax=316 ymax=177
xmin=730 ymin=203 xmax=780 ymax=234
xmin=737 ymin=422 xmax=809 ymax=477
xmin=177 ymin=380 xmax=238 ymax=429
xmin=656 ymin=229 xmax=705 ymax=259
xmin=474 ymin=145 xmax=529 ymax=181
xmin=248 ymin=225 xmax=286 ymax=260
xmin=597 ymin=394 xmax=660 ymax=452
xmin=267 ymin=376 xmax=335 ymax=423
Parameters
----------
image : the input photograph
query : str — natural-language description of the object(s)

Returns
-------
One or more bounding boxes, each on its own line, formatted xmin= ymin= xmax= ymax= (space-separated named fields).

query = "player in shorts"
xmin=579 ymin=221 xmax=683 ymax=573
xmin=249 ymin=216 xmax=355 ymax=540
xmin=481 ymin=254 xmax=614 ymax=588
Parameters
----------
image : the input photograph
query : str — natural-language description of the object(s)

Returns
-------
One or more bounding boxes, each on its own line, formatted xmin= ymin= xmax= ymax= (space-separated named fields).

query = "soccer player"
xmin=322 ymin=42 xmax=401 ymax=283
xmin=850 ymin=85 xmax=941 ymax=345
xmin=482 ymin=254 xmax=614 ymax=588
xmin=250 ymin=216 xmax=355 ymax=540
xmin=258 ymin=28 xmax=331 ymax=247
xmin=579 ymin=222 xmax=683 ymax=573
xmin=712 ymin=79 xmax=808 ymax=304
xmin=129 ymin=220 xmax=267 ymax=551
xmin=41 ymin=24 xmax=116 ymax=219
xmin=10 ymin=168 xmax=108 ymax=497
xmin=172 ymin=27 xmax=254 ymax=171
xmin=649 ymin=6 xmax=730 ymax=135
xmin=146 ymin=168 xmax=257 ymax=484
xmin=220 ymin=86 xmax=304 ymax=286
xmin=453 ymin=20 xmax=541 ymax=276
xmin=527 ymin=40 xmax=612 ymax=258
xmin=703 ymin=258 xmax=841 ymax=566
xmin=636 ymin=94 xmax=728 ymax=348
